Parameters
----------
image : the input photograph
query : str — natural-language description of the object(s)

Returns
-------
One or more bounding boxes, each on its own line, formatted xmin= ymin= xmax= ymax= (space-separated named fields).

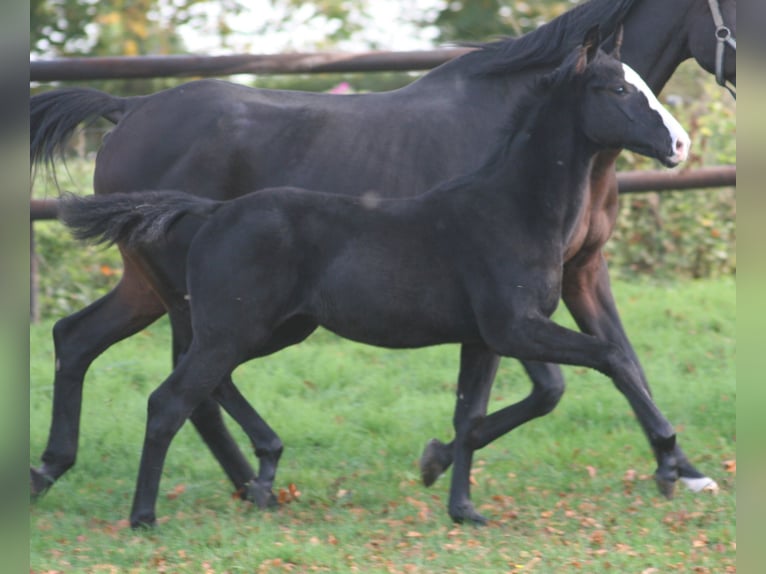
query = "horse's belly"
xmin=319 ymin=311 xmax=475 ymax=349
xmin=311 ymin=281 xmax=477 ymax=349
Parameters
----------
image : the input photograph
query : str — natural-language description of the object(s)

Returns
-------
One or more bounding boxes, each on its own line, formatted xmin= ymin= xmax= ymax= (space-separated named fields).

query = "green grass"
xmin=30 ymin=278 xmax=735 ymax=573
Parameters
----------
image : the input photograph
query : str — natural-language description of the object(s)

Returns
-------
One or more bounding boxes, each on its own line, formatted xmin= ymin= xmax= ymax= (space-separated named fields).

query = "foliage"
xmin=34 ymin=220 xmax=123 ymax=321
xmin=606 ymin=66 xmax=737 ymax=280
xmin=431 ymin=0 xmax=575 ymax=42
xmin=31 ymin=0 xmax=247 ymax=57
xmin=30 ymin=278 xmax=736 ymax=572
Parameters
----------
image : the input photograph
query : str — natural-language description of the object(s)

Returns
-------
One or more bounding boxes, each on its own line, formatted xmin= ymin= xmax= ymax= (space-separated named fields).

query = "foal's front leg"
xmin=489 ymin=311 xmax=679 ymax=490
xmin=420 ymin=360 xmax=565 ymax=487
xmin=561 ymin=254 xmax=718 ymax=495
xmin=440 ymin=344 xmax=500 ymax=524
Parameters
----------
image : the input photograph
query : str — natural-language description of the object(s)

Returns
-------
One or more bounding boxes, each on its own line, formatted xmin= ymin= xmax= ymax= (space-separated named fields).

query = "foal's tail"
xmin=30 ymin=87 xmax=128 ymax=174
xmin=59 ymin=191 xmax=222 ymax=248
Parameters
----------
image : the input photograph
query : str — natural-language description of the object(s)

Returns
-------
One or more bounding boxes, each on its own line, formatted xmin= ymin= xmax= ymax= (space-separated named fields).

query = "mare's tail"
xmin=30 ymin=87 xmax=128 ymax=175
xmin=58 ymin=191 xmax=222 ymax=248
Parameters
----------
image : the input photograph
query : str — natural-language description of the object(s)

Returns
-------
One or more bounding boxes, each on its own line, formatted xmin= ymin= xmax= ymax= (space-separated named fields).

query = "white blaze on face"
xmin=622 ymin=63 xmax=690 ymax=165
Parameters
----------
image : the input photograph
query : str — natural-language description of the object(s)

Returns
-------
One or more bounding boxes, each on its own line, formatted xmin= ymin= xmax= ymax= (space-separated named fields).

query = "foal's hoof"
xmin=30 ymin=467 xmax=55 ymax=499
xmin=680 ymin=476 xmax=719 ymax=494
xmin=420 ymin=439 xmax=450 ymax=487
xmin=130 ymin=517 xmax=157 ymax=530
xmin=243 ymin=479 xmax=278 ymax=509
xmin=654 ymin=475 xmax=678 ymax=499
xmin=449 ymin=502 xmax=488 ymax=526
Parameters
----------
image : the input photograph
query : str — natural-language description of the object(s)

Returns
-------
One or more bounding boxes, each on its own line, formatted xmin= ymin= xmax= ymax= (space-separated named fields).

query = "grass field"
xmin=30 ymin=278 xmax=735 ymax=573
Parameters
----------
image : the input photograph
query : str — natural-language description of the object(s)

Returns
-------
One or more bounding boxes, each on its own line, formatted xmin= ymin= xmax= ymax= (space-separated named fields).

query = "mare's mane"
xmin=459 ymin=0 xmax=636 ymax=76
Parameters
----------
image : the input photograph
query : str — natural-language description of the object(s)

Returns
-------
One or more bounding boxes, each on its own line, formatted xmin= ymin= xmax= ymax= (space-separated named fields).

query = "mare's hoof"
xmin=244 ymin=479 xmax=278 ymax=509
xmin=30 ymin=467 xmax=55 ymax=499
xmin=449 ymin=502 xmax=488 ymax=526
xmin=420 ymin=439 xmax=450 ymax=487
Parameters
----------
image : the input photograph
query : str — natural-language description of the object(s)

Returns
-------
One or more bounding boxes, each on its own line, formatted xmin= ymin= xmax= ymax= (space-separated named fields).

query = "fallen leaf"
xmin=723 ymin=459 xmax=736 ymax=473
xmin=590 ymin=530 xmax=606 ymax=547
xmin=166 ymin=484 xmax=186 ymax=500
xmin=277 ymin=482 xmax=301 ymax=504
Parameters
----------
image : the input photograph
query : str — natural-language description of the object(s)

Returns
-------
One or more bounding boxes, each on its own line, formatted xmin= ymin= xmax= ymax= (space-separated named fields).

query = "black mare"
xmin=60 ymin=32 xmax=690 ymax=526
xmin=30 ymin=0 xmax=736 ymax=514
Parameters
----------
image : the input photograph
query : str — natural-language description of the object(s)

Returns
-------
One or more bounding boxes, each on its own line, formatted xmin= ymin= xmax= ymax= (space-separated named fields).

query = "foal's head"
xmin=546 ymin=27 xmax=690 ymax=167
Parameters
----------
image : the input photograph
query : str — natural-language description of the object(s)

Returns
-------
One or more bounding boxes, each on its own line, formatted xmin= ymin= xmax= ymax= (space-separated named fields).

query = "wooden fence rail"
xmin=30 ymin=49 xmax=472 ymax=82
xmin=29 ymin=166 xmax=736 ymax=222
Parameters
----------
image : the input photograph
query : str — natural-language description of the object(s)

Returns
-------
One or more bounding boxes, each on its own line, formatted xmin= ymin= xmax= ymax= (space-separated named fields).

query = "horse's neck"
xmin=514 ymin=101 xmax=593 ymax=203
xmin=620 ymin=0 xmax=693 ymax=93
xmin=469 ymin=98 xmax=595 ymax=227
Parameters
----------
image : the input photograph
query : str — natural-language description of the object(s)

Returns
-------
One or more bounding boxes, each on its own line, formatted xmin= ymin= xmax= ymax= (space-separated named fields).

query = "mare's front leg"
xmin=562 ymin=253 xmax=718 ymax=496
xmin=31 ymin=259 xmax=166 ymax=496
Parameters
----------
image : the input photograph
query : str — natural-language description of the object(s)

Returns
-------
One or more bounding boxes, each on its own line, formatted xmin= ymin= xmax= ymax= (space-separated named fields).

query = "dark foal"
xmin=61 ymin=32 xmax=690 ymax=527
xmin=30 ymin=0 xmax=735 ymax=505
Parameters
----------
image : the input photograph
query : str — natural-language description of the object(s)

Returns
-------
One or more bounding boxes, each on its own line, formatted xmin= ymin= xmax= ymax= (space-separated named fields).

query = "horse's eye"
xmin=613 ymin=85 xmax=626 ymax=95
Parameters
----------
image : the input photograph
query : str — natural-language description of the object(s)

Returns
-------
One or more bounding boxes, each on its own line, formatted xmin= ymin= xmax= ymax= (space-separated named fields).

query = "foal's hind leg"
xmin=169 ymin=313 xmax=257 ymax=495
xmin=420 ymin=360 xmax=565 ymax=487
xmin=31 ymin=259 xmax=258 ymax=501
xmin=130 ymin=342 xmax=242 ymax=527
xmin=562 ymin=255 xmax=718 ymax=496
xmin=31 ymin=262 xmax=166 ymax=497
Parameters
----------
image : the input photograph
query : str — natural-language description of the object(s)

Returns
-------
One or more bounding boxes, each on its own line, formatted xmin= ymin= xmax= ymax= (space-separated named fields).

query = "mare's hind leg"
xmin=32 ymin=257 xmax=259 ymax=502
xmin=562 ymin=254 xmax=718 ymax=496
xmin=213 ymin=382 xmax=283 ymax=509
xmin=187 ymin=388 xmax=257 ymax=494
xmin=31 ymin=259 xmax=166 ymax=496
xmin=420 ymin=360 xmax=565 ymax=488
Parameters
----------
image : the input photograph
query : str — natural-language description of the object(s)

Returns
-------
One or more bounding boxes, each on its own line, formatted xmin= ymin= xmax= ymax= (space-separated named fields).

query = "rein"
xmin=707 ymin=0 xmax=736 ymax=98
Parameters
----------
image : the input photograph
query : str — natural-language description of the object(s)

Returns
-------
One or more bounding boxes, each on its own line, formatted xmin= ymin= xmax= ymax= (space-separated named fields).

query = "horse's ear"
xmin=576 ymin=25 xmax=600 ymax=74
xmin=611 ymin=25 xmax=624 ymax=60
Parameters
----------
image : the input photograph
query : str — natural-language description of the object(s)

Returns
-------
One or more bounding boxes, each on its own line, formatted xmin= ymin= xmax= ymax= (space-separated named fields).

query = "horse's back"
xmin=91 ymin=75 xmax=500 ymax=201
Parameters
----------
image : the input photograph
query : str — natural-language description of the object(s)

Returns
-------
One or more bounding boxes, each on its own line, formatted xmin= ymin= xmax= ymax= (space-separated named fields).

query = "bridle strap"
xmin=707 ymin=0 xmax=736 ymax=99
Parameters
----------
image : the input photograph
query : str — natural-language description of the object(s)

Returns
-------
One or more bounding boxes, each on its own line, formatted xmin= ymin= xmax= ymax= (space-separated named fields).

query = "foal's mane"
xmin=461 ymin=0 xmax=636 ymax=76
